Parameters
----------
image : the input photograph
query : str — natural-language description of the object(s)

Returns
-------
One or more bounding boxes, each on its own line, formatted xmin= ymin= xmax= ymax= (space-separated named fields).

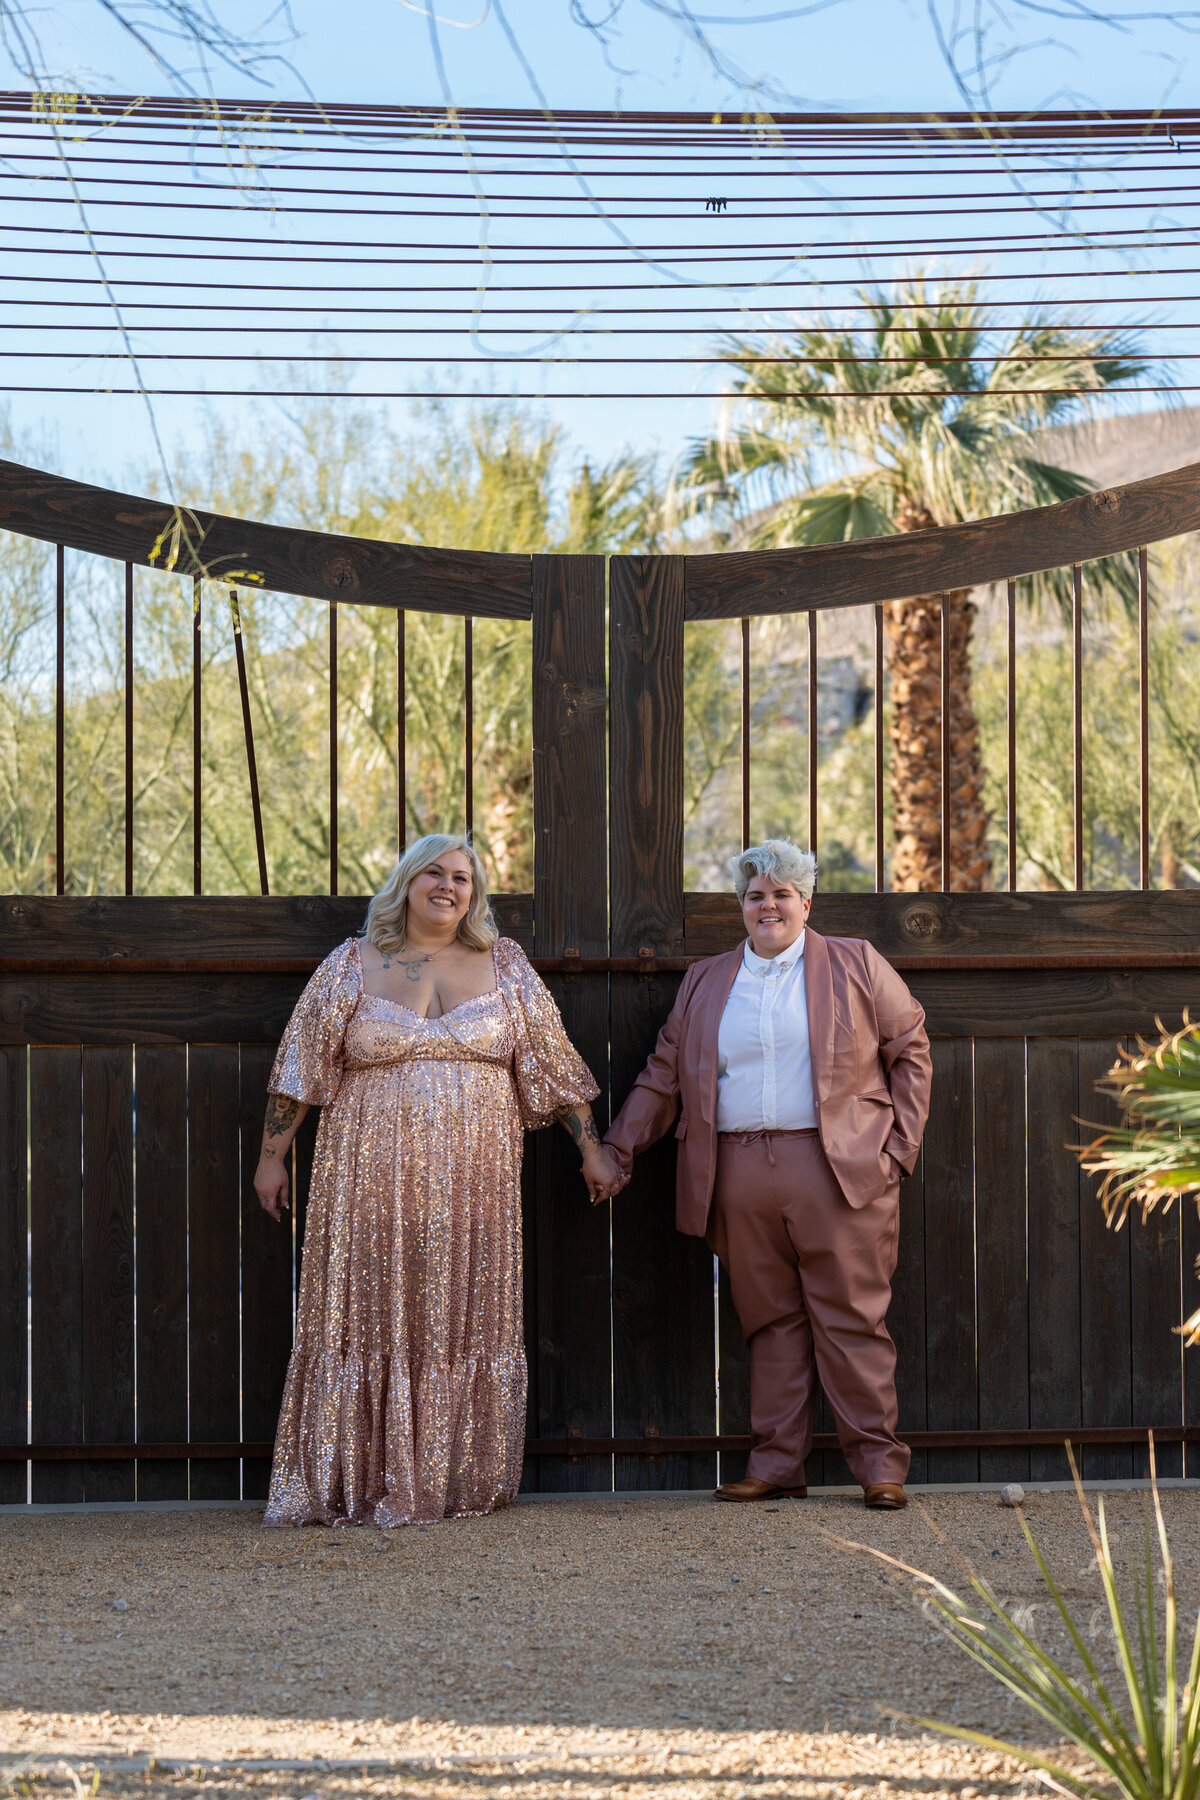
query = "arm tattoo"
xmin=556 ymin=1106 xmax=601 ymax=1149
xmin=265 ymin=1094 xmax=300 ymax=1139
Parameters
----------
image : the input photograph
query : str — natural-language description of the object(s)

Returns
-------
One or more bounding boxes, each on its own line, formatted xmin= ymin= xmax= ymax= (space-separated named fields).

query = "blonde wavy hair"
xmin=362 ymin=834 xmax=498 ymax=954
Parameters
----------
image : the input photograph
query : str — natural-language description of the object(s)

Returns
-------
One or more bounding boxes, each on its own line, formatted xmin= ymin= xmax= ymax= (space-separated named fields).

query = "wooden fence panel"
xmin=609 ymin=556 xmax=717 ymax=1492
xmin=30 ymin=1045 xmax=83 ymax=1502
xmin=134 ymin=1045 xmax=188 ymax=1500
xmin=974 ymin=1038 xmax=1030 ymax=1485
xmin=890 ymin=1154 xmax=927 ymax=1487
xmin=923 ymin=1040 xmax=978 ymax=1484
xmin=187 ymin=1045 xmax=241 ymax=1499
xmin=240 ymin=1044 xmax=292 ymax=1500
xmin=528 ymin=555 xmax=611 ymax=1493
xmin=1131 ymin=1199 xmax=1184 ymax=1478
xmin=82 ymin=1045 xmax=134 ymax=1502
xmin=1027 ymin=1039 xmax=1083 ymax=1482
xmin=1078 ymin=1037 xmax=1134 ymax=1481
xmin=0 ymin=1047 xmax=26 ymax=1503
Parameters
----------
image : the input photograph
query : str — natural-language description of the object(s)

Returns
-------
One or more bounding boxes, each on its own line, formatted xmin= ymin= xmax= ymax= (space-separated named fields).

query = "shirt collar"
xmin=743 ymin=930 xmax=805 ymax=976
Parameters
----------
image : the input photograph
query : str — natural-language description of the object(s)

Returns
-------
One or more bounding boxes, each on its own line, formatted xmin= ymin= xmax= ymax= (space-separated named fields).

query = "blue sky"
xmin=2 ymin=0 xmax=1198 ymax=493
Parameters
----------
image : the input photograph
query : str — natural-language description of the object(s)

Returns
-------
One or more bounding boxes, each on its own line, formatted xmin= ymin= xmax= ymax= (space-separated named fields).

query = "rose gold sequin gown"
xmin=262 ymin=936 xmax=598 ymax=1528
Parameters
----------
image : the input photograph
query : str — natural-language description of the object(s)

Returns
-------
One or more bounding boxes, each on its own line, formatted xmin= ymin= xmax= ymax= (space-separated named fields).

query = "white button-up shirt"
xmin=715 ymin=933 xmax=817 ymax=1133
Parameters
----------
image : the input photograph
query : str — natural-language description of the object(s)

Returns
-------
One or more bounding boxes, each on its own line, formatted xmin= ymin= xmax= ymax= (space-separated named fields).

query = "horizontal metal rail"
xmin=5 ymin=952 xmax=1200 ymax=974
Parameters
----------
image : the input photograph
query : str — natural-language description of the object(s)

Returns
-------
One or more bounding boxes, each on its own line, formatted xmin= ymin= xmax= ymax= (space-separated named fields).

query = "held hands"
xmin=580 ymin=1145 xmax=629 ymax=1205
xmin=254 ymin=1156 xmax=291 ymax=1222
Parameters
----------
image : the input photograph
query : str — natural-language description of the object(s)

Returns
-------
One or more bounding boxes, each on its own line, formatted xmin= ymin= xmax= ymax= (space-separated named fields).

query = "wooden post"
xmin=529 ymin=555 xmax=610 ymax=1493
xmin=609 ymin=555 xmax=716 ymax=1492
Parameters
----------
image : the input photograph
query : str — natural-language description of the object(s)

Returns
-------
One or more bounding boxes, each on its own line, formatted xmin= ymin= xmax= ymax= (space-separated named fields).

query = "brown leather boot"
xmin=863 ymin=1483 xmax=907 ymax=1509
xmin=713 ymin=1476 xmax=807 ymax=1502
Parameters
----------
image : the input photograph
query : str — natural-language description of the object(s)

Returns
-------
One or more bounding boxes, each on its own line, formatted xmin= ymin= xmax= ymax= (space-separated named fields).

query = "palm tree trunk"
xmin=885 ymin=504 xmax=993 ymax=891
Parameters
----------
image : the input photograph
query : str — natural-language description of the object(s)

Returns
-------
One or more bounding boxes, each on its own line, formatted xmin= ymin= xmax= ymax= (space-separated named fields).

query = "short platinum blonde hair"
xmin=729 ymin=838 xmax=818 ymax=904
xmin=363 ymin=834 xmax=498 ymax=954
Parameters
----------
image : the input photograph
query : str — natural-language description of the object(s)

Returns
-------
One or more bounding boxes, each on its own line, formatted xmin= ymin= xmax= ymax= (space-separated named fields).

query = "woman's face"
xmin=741 ymin=875 xmax=811 ymax=958
xmin=407 ymin=850 xmax=475 ymax=937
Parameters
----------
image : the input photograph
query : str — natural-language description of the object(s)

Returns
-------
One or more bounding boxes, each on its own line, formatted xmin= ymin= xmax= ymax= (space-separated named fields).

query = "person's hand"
xmin=254 ymin=1154 xmax=291 ymax=1221
xmin=581 ymin=1145 xmax=627 ymax=1204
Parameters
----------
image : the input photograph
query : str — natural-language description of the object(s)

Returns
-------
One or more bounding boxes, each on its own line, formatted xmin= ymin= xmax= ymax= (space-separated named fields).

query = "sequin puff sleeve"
xmin=268 ymin=938 xmax=361 ymax=1107
xmin=496 ymin=938 xmax=601 ymax=1130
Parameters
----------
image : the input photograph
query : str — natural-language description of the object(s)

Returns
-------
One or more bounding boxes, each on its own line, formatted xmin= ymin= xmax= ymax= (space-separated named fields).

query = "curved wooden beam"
xmin=0 ymin=458 xmax=532 ymax=620
xmin=683 ymin=458 xmax=1200 ymax=620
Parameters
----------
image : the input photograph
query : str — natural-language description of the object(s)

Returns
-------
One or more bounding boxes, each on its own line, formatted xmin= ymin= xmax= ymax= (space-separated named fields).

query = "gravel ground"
xmin=2 ymin=1490 xmax=1198 ymax=1798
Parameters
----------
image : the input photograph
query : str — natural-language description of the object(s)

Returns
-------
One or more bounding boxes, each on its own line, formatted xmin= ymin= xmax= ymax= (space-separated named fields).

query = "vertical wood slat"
xmin=187 ymin=1045 xmax=241 ymax=1499
xmin=740 ymin=615 xmax=751 ymax=851
xmin=125 ymin=562 xmax=134 ymax=896
xmin=0 ymin=1047 xmax=27 ymax=1503
xmin=1130 ymin=1126 xmax=1184 ymax=1478
xmin=874 ymin=604 xmax=884 ymax=892
xmin=82 ymin=1045 xmax=135 ymax=1501
xmin=134 ymin=1045 xmax=189 ymax=1500
xmin=30 ymin=1046 xmax=83 ymax=1501
xmin=923 ymin=1039 xmax=977 ymax=1482
xmin=1138 ymin=546 xmax=1150 ymax=890
xmin=193 ymin=577 xmax=202 ymax=896
xmin=1078 ymin=1037 xmax=1132 ymax=1479
xmin=240 ymin=1044 xmax=292 ymax=1499
xmin=55 ymin=544 xmax=64 ymax=894
xmin=1006 ymin=579 xmax=1017 ymax=893
xmin=610 ymin=556 xmax=714 ymax=1492
xmin=397 ymin=609 xmax=406 ymax=854
xmin=1072 ymin=563 xmax=1084 ymax=893
xmin=530 ymin=555 xmax=610 ymax=1493
xmin=1027 ymin=1038 xmax=1082 ymax=1480
xmin=974 ymin=1038 xmax=1029 ymax=1485
xmin=940 ymin=592 xmax=951 ymax=892
xmin=807 ymin=609 xmax=818 ymax=855
xmin=890 ymin=1151 xmax=927 ymax=1487
xmin=1183 ymin=1180 xmax=1200 ymax=1480
xmin=230 ymin=590 xmax=269 ymax=897
xmin=329 ymin=602 xmax=338 ymax=896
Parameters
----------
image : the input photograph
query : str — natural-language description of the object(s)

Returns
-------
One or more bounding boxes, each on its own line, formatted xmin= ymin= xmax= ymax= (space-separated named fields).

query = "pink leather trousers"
xmin=708 ymin=1130 xmax=909 ymax=1490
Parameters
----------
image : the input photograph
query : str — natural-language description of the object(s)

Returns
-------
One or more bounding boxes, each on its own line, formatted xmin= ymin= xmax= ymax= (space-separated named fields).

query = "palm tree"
xmin=679 ymin=279 xmax=1148 ymax=891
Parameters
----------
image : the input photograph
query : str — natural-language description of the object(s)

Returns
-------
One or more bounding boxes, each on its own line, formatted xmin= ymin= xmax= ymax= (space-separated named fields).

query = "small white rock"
xmin=999 ymin=1484 xmax=1025 ymax=1507
xmin=112 ymin=1598 xmax=129 ymax=1612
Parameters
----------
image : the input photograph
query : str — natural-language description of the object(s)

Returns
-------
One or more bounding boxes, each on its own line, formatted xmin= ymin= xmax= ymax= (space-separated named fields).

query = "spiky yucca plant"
xmin=836 ymin=1443 xmax=1200 ymax=1800
xmin=1078 ymin=1016 xmax=1200 ymax=1344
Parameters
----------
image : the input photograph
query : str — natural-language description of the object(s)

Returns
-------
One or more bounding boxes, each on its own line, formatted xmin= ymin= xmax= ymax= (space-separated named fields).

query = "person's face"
xmin=407 ymin=851 xmax=475 ymax=936
xmin=741 ymin=876 xmax=811 ymax=958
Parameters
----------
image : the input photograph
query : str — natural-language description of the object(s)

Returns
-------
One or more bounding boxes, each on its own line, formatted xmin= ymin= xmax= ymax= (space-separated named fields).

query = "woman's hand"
xmin=254 ymin=1153 xmax=291 ymax=1222
xmin=581 ymin=1145 xmax=628 ymax=1205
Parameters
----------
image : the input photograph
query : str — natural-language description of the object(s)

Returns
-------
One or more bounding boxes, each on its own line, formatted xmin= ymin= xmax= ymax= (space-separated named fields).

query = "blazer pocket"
xmin=675 ymin=1115 xmax=688 ymax=1140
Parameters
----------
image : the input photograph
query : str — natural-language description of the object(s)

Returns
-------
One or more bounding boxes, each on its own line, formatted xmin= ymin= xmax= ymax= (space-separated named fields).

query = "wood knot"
xmin=322 ymin=557 xmax=359 ymax=594
xmin=901 ymin=905 xmax=942 ymax=941
xmin=1090 ymin=489 xmax=1120 ymax=514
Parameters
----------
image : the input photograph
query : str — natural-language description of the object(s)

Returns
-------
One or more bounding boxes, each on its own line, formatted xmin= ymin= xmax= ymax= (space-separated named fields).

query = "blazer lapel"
xmin=693 ymin=944 xmax=744 ymax=1124
xmin=804 ymin=926 xmax=836 ymax=1101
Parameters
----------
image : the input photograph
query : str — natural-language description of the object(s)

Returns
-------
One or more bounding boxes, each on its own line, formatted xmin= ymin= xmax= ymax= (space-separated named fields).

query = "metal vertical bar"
xmin=1006 ymin=578 xmax=1017 ymax=893
xmin=807 ymin=609 xmax=818 ymax=855
xmin=873 ymin=603 xmax=885 ymax=892
xmin=1073 ymin=563 xmax=1084 ymax=893
xmin=54 ymin=544 xmax=64 ymax=894
xmin=397 ymin=608 xmax=406 ymax=856
xmin=124 ymin=562 xmax=134 ymax=895
xmin=1138 ymin=546 xmax=1150 ymax=890
xmin=229 ymin=590 xmax=269 ymax=896
xmin=329 ymin=601 xmax=338 ymax=896
xmin=464 ymin=615 xmax=474 ymax=837
xmin=740 ymin=616 xmax=751 ymax=850
xmin=192 ymin=577 xmax=201 ymax=896
xmin=940 ymin=591 xmax=952 ymax=892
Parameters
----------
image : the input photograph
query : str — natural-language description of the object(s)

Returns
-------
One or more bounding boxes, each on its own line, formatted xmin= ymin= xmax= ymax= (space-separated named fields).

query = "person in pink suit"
xmin=602 ymin=839 xmax=932 ymax=1509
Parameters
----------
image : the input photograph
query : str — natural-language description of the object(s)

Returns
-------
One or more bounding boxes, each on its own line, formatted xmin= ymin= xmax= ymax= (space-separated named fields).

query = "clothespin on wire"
xmin=706 ymin=196 xmax=728 ymax=213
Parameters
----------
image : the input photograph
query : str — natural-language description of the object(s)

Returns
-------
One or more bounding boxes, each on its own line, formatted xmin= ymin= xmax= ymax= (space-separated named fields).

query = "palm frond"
xmin=1078 ymin=1015 xmax=1200 ymax=1230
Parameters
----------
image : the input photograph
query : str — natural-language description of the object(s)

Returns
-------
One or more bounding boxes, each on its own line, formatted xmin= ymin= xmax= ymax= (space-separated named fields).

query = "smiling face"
xmin=406 ymin=850 xmax=475 ymax=941
xmin=741 ymin=874 xmax=811 ymax=959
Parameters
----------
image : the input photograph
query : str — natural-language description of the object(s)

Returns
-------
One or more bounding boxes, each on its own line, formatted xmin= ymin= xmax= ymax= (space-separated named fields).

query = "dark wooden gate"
xmin=3 ymin=457 xmax=1200 ymax=1504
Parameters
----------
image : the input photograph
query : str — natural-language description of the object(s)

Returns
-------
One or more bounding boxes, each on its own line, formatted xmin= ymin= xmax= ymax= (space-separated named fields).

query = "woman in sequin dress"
xmin=254 ymin=834 xmax=621 ymax=1528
